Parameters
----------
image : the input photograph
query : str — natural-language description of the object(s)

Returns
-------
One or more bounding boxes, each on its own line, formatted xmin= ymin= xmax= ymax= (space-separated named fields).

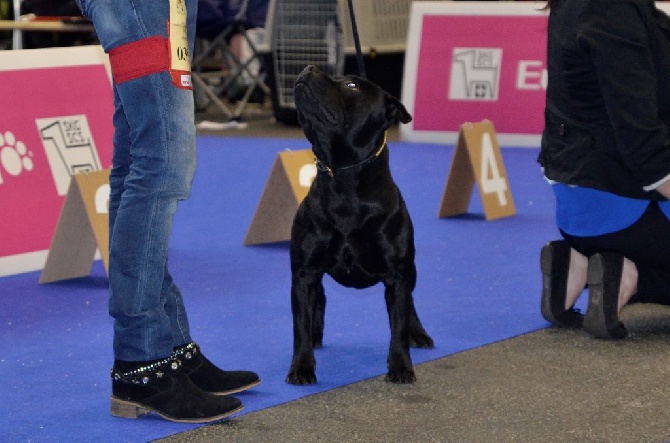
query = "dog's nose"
xmin=300 ymin=65 xmax=318 ymax=76
xmin=296 ymin=66 xmax=319 ymax=86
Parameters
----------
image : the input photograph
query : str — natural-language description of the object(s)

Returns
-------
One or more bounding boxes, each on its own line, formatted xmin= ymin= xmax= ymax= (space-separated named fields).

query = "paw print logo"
xmin=0 ymin=131 xmax=34 ymax=184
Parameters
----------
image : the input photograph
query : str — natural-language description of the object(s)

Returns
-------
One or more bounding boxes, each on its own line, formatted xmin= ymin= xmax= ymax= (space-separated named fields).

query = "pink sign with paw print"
xmin=0 ymin=46 xmax=113 ymax=276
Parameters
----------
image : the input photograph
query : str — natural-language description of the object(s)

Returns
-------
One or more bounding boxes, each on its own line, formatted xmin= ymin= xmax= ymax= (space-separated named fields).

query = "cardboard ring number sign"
xmin=438 ymin=120 xmax=516 ymax=220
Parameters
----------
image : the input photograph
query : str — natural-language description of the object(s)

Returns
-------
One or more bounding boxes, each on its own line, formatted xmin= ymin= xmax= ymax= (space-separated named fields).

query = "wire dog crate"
xmin=263 ymin=0 xmax=343 ymax=124
xmin=340 ymin=0 xmax=413 ymax=55
xmin=261 ymin=0 xmax=435 ymax=124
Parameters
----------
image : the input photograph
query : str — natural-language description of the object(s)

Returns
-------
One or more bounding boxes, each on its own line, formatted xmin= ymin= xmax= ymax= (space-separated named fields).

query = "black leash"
xmin=346 ymin=0 xmax=366 ymax=78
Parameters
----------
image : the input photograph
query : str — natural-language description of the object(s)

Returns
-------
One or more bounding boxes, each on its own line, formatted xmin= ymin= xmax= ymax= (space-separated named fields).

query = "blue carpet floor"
xmin=1 ymin=136 xmax=567 ymax=442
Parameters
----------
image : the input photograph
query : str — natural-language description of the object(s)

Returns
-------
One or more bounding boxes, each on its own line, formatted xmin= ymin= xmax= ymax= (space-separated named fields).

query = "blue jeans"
xmin=76 ymin=0 xmax=197 ymax=361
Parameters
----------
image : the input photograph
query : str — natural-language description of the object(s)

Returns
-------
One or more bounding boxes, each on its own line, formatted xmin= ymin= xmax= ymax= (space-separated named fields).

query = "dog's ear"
xmin=386 ymin=94 xmax=413 ymax=125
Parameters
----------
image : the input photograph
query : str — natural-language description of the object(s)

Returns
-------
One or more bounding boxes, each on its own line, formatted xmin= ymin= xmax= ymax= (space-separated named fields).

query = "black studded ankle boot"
xmin=173 ymin=342 xmax=261 ymax=395
xmin=110 ymin=356 xmax=243 ymax=423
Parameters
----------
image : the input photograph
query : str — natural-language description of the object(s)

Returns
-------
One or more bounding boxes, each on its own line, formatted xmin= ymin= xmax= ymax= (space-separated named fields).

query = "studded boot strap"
xmin=111 ymin=356 xmax=182 ymax=386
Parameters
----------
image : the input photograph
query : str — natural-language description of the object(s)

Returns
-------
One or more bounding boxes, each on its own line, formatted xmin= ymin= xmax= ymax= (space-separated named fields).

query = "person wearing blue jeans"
xmin=75 ymin=0 xmax=259 ymax=422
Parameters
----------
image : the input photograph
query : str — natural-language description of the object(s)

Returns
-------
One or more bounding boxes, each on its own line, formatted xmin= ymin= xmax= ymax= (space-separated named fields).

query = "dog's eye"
xmin=345 ymin=81 xmax=358 ymax=90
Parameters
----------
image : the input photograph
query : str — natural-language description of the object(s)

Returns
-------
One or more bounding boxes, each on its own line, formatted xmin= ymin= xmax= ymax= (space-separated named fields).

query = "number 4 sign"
xmin=438 ymin=120 xmax=516 ymax=220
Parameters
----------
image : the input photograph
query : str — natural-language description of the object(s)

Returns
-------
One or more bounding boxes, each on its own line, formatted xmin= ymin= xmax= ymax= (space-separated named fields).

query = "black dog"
xmin=286 ymin=65 xmax=434 ymax=385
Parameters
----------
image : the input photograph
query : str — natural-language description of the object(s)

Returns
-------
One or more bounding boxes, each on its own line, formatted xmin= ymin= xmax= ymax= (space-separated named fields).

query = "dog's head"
xmin=294 ymin=65 xmax=412 ymax=174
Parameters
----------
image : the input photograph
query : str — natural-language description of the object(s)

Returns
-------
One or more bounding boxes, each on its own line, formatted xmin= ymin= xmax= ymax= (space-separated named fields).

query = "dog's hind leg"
xmin=408 ymin=301 xmax=434 ymax=349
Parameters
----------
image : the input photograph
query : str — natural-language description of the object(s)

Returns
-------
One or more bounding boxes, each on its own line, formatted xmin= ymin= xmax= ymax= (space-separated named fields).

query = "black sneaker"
xmin=583 ymin=252 xmax=628 ymax=339
xmin=174 ymin=342 xmax=261 ymax=395
xmin=540 ymin=240 xmax=584 ymax=328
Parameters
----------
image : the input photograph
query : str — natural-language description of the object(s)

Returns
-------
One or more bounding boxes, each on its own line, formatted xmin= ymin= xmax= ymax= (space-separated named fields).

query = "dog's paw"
xmin=410 ymin=332 xmax=435 ymax=349
xmin=287 ymin=354 xmax=317 ymax=384
xmin=286 ymin=370 xmax=317 ymax=385
xmin=385 ymin=369 xmax=416 ymax=384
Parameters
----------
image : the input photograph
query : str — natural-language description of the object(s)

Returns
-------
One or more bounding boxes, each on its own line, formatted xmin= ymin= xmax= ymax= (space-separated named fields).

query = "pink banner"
xmin=414 ymin=15 xmax=547 ymax=134
xmin=401 ymin=4 xmax=550 ymax=146
xmin=0 ymin=64 xmax=113 ymax=258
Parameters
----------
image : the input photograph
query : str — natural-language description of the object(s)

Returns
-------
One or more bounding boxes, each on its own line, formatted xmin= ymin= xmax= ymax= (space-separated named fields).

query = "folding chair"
xmin=193 ymin=0 xmax=271 ymax=120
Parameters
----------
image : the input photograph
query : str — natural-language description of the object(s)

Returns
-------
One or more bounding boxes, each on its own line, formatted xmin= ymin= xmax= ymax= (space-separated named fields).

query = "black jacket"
xmin=538 ymin=0 xmax=670 ymax=200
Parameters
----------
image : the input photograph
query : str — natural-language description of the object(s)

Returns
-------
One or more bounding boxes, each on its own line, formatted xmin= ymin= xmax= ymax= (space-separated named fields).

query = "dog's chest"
xmin=299 ymin=176 xmax=407 ymax=288
xmin=325 ymin=232 xmax=386 ymax=288
xmin=326 ymin=244 xmax=384 ymax=288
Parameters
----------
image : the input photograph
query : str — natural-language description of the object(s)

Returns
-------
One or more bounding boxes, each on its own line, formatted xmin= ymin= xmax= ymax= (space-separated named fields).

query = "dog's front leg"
xmin=286 ymin=273 xmax=322 ymax=384
xmin=312 ymin=280 xmax=326 ymax=348
xmin=384 ymin=278 xmax=416 ymax=384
